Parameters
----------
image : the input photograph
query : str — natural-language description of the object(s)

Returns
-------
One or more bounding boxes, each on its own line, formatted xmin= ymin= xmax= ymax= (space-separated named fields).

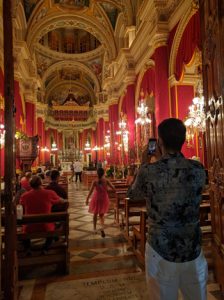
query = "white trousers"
xmin=145 ymin=243 xmax=208 ymax=300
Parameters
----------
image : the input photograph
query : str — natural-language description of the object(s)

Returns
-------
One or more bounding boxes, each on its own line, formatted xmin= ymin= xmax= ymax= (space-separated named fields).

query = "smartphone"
xmin=148 ymin=138 xmax=157 ymax=155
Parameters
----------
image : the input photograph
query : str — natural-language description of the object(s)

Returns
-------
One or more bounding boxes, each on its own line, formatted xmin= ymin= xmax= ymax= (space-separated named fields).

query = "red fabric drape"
xmin=155 ymin=46 xmax=170 ymax=124
xmin=121 ymin=84 xmax=136 ymax=163
xmin=25 ymin=102 xmax=36 ymax=137
xmin=14 ymin=81 xmax=24 ymax=131
xmin=96 ymin=118 xmax=105 ymax=161
xmin=109 ymin=104 xmax=119 ymax=164
xmin=140 ymin=68 xmax=155 ymax=97
xmin=175 ymin=12 xmax=201 ymax=81
xmin=168 ymin=22 xmax=179 ymax=56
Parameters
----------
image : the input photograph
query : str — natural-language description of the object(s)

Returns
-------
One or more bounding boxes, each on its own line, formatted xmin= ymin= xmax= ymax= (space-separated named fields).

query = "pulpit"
xmin=16 ymin=135 xmax=39 ymax=172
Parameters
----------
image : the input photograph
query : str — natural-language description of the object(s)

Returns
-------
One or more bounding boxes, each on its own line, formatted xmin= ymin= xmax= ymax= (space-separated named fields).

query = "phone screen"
xmin=148 ymin=139 xmax=157 ymax=155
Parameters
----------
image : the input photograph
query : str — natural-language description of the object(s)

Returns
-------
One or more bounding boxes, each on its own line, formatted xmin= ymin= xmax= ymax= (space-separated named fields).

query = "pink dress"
xmin=89 ymin=181 xmax=109 ymax=214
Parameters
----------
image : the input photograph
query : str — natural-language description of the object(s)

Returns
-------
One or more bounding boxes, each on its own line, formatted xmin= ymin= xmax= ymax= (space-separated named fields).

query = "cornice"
xmin=45 ymin=116 xmax=96 ymax=131
xmin=169 ymin=73 xmax=201 ymax=87
xmin=52 ymin=105 xmax=90 ymax=111
xmin=35 ymin=43 xmax=104 ymax=62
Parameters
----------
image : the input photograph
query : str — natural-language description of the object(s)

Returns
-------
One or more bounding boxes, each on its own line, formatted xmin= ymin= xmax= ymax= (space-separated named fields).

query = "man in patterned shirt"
xmin=128 ymin=118 xmax=207 ymax=300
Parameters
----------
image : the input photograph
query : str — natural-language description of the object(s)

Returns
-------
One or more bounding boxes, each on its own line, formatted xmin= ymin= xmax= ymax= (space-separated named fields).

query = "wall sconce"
xmin=41 ymin=146 xmax=50 ymax=152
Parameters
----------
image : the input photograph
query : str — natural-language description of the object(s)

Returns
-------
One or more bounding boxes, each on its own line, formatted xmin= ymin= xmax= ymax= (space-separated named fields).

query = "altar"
xmin=61 ymin=161 xmax=72 ymax=175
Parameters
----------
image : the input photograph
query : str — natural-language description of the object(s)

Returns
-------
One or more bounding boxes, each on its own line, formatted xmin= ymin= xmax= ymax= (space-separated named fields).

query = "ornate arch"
xmin=45 ymin=80 xmax=95 ymax=105
xmin=13 ymin=2 xmax=27 ymax=34
xmin=135 ymin=60 xmax=155 ymax=109
xmin=115 ymin=13 xmax=126 ymax=49
xmin=26 ymin=12 xmax=117 ymax=60
xmin=42 ymin=61 xmax=101 ymax=93
xmin=169 ymin=6 xmax=198 ymax=78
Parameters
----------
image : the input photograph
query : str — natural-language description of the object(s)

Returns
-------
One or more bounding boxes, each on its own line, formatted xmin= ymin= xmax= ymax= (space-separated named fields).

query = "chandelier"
xmin=51 ymin=141 xmax=58 ymax=151
xmin=116 ymin=118 xmax=129 ymax=153
xmin=184 ymin=81 xmax=206 ymax=144
xmin=0 ymin=124 xmax=5 ymax=148
xmin=84 ymin=140 xmax=91 ymax=151
xmin=135 ymin=99 xmax=151 ymax=125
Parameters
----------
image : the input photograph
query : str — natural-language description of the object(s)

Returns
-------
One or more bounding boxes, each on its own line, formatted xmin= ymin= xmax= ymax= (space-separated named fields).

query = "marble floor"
xmin=18 ymin=182 xmax=224 ymax=300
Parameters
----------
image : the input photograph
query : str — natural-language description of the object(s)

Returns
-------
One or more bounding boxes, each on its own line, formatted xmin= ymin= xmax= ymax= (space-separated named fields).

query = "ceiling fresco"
xmin=39 ymin=28 xmax=101 ymax=54
xmin=19 ymin=0 xmax=134 ymax=123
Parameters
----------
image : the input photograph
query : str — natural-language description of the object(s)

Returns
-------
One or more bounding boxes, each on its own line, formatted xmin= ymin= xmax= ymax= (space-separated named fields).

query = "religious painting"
xmin=86 ymin=58 xmax=102 ymax=78
xmin=54 ymin=0 xmax=89 ymax=8
xmin=100 ymin=3 xmax=119 ymax=29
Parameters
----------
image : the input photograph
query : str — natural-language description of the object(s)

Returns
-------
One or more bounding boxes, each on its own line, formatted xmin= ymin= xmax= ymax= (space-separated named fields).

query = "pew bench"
xmin=132 ymin=209 xmax=147 ymax=265
xmin=16 ymin=212 xmax=70 ymax=278
xmin=121 ymin=198 xmax=146 ymax=240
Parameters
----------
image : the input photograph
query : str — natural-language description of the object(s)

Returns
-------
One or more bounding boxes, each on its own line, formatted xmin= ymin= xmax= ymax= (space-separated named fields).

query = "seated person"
xmin=126 ymin=166 xmax=135 ymax=185
xmin=45 ymin=170 xmax=68 ymax=211
xmin=45 ymin=170 xmax=52 ymax=183
xmin=20 ymin=175 xmax=64 ymax=253
xmin=20 ymin=172 xmax=32 ymax=191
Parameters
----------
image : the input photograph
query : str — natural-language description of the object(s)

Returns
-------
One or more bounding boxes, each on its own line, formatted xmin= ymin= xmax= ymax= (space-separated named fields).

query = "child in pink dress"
xmin=86 ymin=168 xmax=115 ymax=237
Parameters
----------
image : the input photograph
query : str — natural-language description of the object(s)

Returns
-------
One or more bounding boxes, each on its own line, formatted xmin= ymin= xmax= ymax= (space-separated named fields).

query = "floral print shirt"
xmin=127 ymin=153 xmax=206 ymax=262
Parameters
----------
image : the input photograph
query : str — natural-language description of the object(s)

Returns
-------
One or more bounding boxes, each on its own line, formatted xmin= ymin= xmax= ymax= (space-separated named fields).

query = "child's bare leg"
xmin=99 ymin=214 xmax=105 ymax=229
xmin=99 ymin=214 xmax=105 ymax=237
xmin=93 ymin=214 xmax=97 ymax=231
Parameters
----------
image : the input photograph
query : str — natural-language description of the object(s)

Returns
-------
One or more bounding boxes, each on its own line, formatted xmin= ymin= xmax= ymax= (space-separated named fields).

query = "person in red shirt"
xmin=20 ymin=175 xmax=63 ymax=253
xmin=20 ymin=172 xmax=32 ymax=191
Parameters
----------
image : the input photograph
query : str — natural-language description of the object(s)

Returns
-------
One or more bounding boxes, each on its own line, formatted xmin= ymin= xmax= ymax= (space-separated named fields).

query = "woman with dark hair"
xmin=86 ymin=168 xmax=115 ymax=237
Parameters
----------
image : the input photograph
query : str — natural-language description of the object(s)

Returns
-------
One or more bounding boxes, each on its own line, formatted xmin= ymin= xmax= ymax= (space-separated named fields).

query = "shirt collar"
xmin=161 ymin=152 xmax=185 ymax=160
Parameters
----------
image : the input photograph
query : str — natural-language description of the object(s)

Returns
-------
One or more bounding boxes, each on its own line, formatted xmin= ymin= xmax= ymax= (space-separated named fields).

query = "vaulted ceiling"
xmin=18 ymin=0 xmax=135 ymax=117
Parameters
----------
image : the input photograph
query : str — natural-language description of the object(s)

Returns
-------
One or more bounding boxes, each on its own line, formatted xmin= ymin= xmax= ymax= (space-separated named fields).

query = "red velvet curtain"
xmin=140 ymin=68 xmax=155 ymax=97
xmin=14 ymin=81 xmax=24 ymax=131
xmin=175 ymin=12 xmax=201 ymax=81
xmin=121 ymin=84 xmax=136 ymax=163
xmin=155 ymin=46 xmax=170 ymax=124
xmin=109 ymin=104 xmax=119 ymax=164
xmin=25 ymin=102 xmax=36 ymax=137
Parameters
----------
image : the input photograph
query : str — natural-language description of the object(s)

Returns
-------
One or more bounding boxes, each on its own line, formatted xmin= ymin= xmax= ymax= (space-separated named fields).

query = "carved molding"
xmin=26 ymin=13 xmax=116 ymax=61
xmin=41 ymin=60 xmax=101 ymax=93
xmin=169 ymin=4 xmax=198 ymax=78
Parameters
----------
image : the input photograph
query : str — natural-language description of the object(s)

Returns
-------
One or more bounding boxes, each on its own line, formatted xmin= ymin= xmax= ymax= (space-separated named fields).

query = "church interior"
xmin=1 ymin=0 xmax=224 ymax=299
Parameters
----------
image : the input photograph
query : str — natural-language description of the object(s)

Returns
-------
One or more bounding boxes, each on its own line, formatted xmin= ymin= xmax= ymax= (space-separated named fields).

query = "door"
xmin=199 ymin=0 xmax=224 ymax=291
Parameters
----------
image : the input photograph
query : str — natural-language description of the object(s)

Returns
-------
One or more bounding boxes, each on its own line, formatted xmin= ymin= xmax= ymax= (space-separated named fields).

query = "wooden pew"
xmin=132 ymin=209 xmax=147 ymax=265
xmin=121 ymin=198 xmax=146 ymax=240
xmin=16 ymin=212 xmax=70 ymax=278
xmin=115 ymin=189 xmax=128 ymax=224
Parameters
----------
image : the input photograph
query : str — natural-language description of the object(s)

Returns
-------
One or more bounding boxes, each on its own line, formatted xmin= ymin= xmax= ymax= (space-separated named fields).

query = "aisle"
xmin=18 ymin=183 xmax=222 ymax=300
xmin=18 ymin=182 xmax=145 ymax=300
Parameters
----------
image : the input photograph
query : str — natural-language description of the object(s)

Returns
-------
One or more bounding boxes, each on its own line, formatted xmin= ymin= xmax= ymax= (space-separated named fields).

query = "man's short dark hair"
xmin=30 ymin=175 xmax=42 ymax=189
xmin=158 ymin=118 xmax=186 ymax=151
xmin=51 ymin=170 xmax=60 ymax=181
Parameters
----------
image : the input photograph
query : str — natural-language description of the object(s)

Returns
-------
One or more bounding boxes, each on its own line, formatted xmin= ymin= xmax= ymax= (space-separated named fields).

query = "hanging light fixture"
xmin=135 ymin=98 xmax=151 ymax=125
xmin=84 ymin=140 xmax=91 ymax=151
xmin=0 ymin=124 xmax=5 ymax=148
xmin=51 ymin=141 xmax=58 ymax=151
xmin=184 ymin=81 xmax=206 ymax=144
